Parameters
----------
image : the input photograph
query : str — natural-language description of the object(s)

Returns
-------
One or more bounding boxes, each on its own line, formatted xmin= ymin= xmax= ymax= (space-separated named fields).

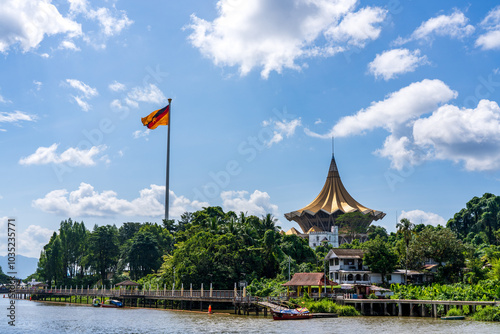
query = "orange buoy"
xmin=208 ymin=305 xmax=212 ymax=314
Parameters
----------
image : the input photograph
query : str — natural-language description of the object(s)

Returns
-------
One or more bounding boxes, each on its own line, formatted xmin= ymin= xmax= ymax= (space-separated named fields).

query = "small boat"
xmin=271 ymin=307 xmax=313 ymax=320
xmin=441 ymin=316 xmax=465 ymax=320
xmin=92 ymin=298 xmax=123 ymax=308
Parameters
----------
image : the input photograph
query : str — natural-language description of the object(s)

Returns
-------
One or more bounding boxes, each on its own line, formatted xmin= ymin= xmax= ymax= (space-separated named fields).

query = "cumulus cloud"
xmin=0 ymin=0 xmax=81 ymax=53
xmin=221 ymin=190 xmax=279 ymax=217
xmin=368 ymin=48 xmax=428 ymax=80
xmin=262 ymin=118 xmax=302 ymax=147
xmin=413 ymin=99 xmax=500 ymax=171
xmin=399 ymin=210 xmax=446 ymax=227
xmin=18 ymin=225 xmax=54 ymax=258
xmin=329 ymin=79 xmax=456 ymax=138
xmin=476 ymin=6 xmax=500 ymax=50
xmin=19 ymin=143 xmax=107 ymax=166
xmin=33 ymin=183 xmax=208 ymax=219
xmin=187 ymin=0 xmax=387 ymax=78
xmin=324 ymin=6 xmax=387 ymax=47
xmin=395 ymin=10 xmax=474 ymax=45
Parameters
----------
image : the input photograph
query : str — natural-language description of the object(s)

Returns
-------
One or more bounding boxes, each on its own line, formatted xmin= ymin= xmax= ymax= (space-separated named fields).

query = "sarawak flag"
xmin=141 ymin=105 xmax=169 ymax=129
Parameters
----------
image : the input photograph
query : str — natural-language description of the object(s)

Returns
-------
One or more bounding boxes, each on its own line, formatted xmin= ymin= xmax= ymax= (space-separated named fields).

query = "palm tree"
xmin=396 ymin=218 xmax=414 ymax=285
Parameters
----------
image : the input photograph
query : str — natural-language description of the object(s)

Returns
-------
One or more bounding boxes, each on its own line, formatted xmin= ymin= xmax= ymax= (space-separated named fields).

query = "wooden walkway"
xmin=343 ymin=298 xmax=500 ymax=317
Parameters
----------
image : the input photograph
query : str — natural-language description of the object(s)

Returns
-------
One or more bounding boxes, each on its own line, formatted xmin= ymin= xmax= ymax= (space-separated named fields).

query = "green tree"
xmin=396 ymin=218 xmax=414 ymax=285
xmin=336 ymin=212 xmax=372 ymax=242
xmin=87 ymin=225 xmax=120 ymax=285
xmin=410 ymin=227 xmax=465 ymax=283
xmin=363 ymin=236 xmax=398 ymax=285
xmin=126 ymin=231 xmax=162 ymax=280
xmin=367 ymin=225 xmax=388 ymax=241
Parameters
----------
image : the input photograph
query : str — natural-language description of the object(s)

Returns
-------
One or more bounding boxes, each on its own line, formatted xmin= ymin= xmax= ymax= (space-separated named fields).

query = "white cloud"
xmin=59 ymin=40 xmax=80 ymax=51
xmin=19 ymin=143 xmax=107 ymax=167
xmin=476 ymin=30 xmax=500 ymax=50
xmin=65 ymin=79 xmax=98 ymax=111
xmin=73 ymin=95 xmax=91 ymax=111
xmin=127 ymin=84 xmax=167 ymax=105
xmin=65 ymin=79 xmax=98 ymax=98
xmin=109 ymin=81 xmax=126 ymax=92
xmin=18 ymin=225 xmax=54 ymax=258
xmin=0 ymin=110 xmax=36 ymax=123
xmin=0 ymin=0 xmax=81 ymax=53
xmin=110 ymin=99 xmax=128 ymax=110
xmin=368 ymin=48 xmax=428 ymax=80
xmin=476 ymin=6 xmax=500 ymax=50
xmin=33 ymin=80 xmax=42 ymax=91
xmin=263 ymin=118 xmax=302 ymax=147
xmin=399 ymin=210 xmax=446 ymax=227
xmin=133 ymin=129 xmax=150 ymax=140
xmin=221 ymin=190 xmax=279 ymax=217
xmin=87 ymin=7 xmax=133 ymax=37
xmin=395 ymin=10 xmax=474 ymax=45
xmin=0 ymin=94 xmax=9 ymax=103
xmin=413 ymin=99 xmax=500 ymax=171
xmin=188 ymin=0 xmax=386 ymax=78
xmin=40 ymin=53 xmax=50 ymax=58
xmin=33 ymin=183 xmax=207 ymax=219
xmin=330 ymin=79 xmax=457 ymax=137
xmin=324 ymin=6 xmax=387 ymax=47
xmin=68 ymin=0 xmax=132 ymax=49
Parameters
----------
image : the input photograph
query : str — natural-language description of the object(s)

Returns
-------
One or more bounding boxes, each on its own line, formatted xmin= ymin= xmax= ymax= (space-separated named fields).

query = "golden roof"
xmin=285 ymin=227 xmax=301 ymax=235
xmin=284 ymin=155 xmax=385 ymax=232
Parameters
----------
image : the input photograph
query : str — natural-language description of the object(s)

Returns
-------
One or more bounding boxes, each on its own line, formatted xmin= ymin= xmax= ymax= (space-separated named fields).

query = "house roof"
xmin=282 ymin=273 xmax=337 ymax=287
xmin=285 ymin=155 xmax=385 ymax=226
xmin=326 ymin=248 xmax=366 ymax=259
xmin=285 ymin=227 xmax=302 ymax=235
xmin=116 ymin=280 xmax=141 ymax=286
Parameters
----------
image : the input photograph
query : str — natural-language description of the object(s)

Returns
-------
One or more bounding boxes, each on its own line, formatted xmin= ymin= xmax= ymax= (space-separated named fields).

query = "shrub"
xmin=472 ymin=306 xmax=500 ymax=322
xmin=445 ymin=308 xmax=463 ymax=317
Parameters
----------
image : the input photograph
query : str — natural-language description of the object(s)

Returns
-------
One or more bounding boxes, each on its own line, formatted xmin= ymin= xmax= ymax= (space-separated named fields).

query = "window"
xmin=355 ymin=274 xmax=361 ymax=281
xmin=347 ymin=274 xmax=353 ymax=281
xmin=386 ymin=275 xmax=392 ymax=282
xmin=335 ymin=273 xmax=339 ymax=280
xmin=334 ymin=258 xmax=339 ymax=266
xmin=345 ymin=259 xmax=354 ymax=265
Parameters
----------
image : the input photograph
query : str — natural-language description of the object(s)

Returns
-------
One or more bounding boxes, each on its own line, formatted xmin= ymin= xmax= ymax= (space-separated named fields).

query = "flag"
xmin=141 ymin=105 xmax=169 ymax=129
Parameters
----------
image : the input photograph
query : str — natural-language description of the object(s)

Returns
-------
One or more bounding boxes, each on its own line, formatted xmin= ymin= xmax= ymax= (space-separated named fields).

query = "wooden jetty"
xmin=342 ymin=297 xmax=500 ymax=317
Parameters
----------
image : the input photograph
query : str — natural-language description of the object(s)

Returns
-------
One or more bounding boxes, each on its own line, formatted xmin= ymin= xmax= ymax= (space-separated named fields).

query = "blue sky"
xmin=1 ymin=0 xmax=500 ymax=258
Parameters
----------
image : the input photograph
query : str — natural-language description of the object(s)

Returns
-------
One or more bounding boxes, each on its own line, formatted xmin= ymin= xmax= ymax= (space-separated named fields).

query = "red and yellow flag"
xmin=141 ymin=105 xmax=169 ymax=129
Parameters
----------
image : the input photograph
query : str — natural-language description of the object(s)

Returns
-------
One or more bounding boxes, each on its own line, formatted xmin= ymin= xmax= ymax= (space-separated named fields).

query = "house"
xmin=325 ymin=249 xmax=371 ymax=284
xmin=326 ymin=248 xmax=428 ymax=285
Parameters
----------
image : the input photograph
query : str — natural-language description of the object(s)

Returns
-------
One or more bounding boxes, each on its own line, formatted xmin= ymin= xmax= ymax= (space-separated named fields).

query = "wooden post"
xmin=398 ymin=302 xmax=402 ymax=316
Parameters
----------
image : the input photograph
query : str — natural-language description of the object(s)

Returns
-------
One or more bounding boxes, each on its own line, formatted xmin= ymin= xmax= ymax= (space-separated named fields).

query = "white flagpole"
xmin=165 ymin=98 xmax=172 ymax=221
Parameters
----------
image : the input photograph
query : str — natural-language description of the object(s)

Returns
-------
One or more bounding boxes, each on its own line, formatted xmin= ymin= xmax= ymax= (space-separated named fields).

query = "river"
xmin=1 ymin=298 xmax=499 ymax=333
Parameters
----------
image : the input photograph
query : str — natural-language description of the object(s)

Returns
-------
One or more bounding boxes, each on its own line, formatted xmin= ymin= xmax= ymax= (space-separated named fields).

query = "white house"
xmin=325 ymin=249 xmax=427 ymax=285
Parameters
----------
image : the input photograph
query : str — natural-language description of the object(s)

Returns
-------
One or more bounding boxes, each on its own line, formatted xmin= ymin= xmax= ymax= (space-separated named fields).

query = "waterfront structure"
xmin=326 ymin=249 xmax=371 ymax=284
xmin=284 ymin=155 xmax=385 ymax=246
xmin=282 ymin=272 xmax=338 ymax=297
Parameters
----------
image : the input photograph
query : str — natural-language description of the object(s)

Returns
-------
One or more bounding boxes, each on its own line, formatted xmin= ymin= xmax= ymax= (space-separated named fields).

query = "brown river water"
xmin=1 ymin=298 xmax=499 ymax=333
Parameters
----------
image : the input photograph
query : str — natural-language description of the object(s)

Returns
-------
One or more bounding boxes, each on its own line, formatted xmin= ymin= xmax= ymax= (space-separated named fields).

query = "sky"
xmin=1 ymin=0 xmax=500 ymax=258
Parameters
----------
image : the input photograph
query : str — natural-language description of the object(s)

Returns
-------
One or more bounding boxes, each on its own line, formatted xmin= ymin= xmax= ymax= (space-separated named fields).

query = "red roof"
xmin=282 ymin=273 xmax=337 ymax=286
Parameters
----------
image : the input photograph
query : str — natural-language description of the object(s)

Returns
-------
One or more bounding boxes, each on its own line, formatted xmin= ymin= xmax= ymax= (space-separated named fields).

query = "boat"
xmin=271 ymin=307 xmax=313 ymax=320
xmin=92 ymin=298 xmax=123 ymax=308
xmin=441 ymin=316 xmax=465 ymax=320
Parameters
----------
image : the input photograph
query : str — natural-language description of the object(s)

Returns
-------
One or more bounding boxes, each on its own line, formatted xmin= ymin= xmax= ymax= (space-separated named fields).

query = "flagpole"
xmin=165 ymin=98 xmax=172 ymax=221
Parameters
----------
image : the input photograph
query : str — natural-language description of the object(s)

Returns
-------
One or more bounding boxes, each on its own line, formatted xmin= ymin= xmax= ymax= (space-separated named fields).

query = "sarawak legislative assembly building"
xmin=284 ymin=154 xmax=385 ymax=248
